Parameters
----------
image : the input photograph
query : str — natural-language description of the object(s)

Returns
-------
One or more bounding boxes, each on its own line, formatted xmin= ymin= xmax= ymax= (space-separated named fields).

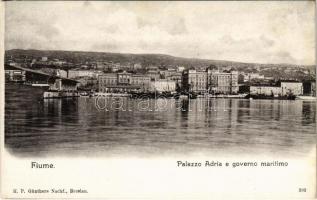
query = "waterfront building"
xmin=98 ymin=74 xmax=118 ymax=93
xmin=250 ymin=86 xmax=281 ymax=96
xmin=207 ymin=70 xmax=238 ymax=94
xmin=250 ymin=81 xmax=303 ymax=97
xmin=130 ymin=74 xmax=151 ymax=91
xmin=280 ymin=81 xmax=303 ymax=96
xmin=99 ymin=72 xmax=150 ymax=93
xmin=150 ymin=79 xmax=176 ymax=92
xmin=182 ymin=69 xmax=207 ymax=93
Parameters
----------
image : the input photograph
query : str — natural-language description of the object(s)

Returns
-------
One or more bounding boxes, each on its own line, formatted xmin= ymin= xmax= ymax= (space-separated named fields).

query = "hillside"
xmin=5 ymin=49 xmax=314 ymax=71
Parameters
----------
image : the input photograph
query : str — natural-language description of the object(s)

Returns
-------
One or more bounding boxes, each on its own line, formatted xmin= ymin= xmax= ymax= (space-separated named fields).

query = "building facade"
xmin=160 ymin=70 xmax=182 ymax=88
xmin=182 ymin=70 xmax=207 ymax=93
xmin=250 ymin=86 xmax=282 ymax=96
xmin=117 ymin=72 xmax=132 ymax=85
xmin=150 ymin=79 xmax=176 ymax=92
xmin=167 ymin=72 xmax=182 ymax=88
xmin=207 ymin=70 xmax=238 ymax=94
xmin=146 ymin=71 xmax=160 ymax=81
xmin=130 ymin=74 xmax=151 ymax=91
xmin=99 ymin=73 xmax=150 ymax=93
xmin=98 ymin=74 xmax=118 ymax=93
xmin=280 ymin=82 xmax=303 ymax=96
xmin=250 ymin=82 xmax=304 ymax=97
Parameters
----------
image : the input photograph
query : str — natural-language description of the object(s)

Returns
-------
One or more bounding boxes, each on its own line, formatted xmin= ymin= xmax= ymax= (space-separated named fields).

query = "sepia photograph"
xmin=1 ymin=1 xmax=316 ymax=199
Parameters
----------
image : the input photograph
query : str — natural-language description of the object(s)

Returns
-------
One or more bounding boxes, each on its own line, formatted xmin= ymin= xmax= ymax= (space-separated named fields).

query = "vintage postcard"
xmin=0 ymin=1 xmax=316 ymax=199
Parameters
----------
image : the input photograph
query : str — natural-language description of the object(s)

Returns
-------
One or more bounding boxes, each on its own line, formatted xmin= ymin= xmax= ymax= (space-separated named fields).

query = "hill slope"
xmin=5 ymin=49 xmax=313 ymax=70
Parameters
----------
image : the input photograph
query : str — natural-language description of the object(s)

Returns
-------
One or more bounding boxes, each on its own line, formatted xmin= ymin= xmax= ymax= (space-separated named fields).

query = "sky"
xmin=4 ymin=1 xmax=315 ymax=65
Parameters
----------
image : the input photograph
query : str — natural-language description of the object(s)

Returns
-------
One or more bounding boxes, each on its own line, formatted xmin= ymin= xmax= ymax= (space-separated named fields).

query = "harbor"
xmin=5 ymin=82 xmax=316 ymax=157
xmin=5 ymin=61 xmax=316 ymax=102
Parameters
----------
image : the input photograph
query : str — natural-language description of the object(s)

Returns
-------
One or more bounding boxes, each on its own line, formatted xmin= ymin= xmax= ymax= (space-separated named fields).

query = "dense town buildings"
xmin=5 ymin=53 xmax=316 ymax=97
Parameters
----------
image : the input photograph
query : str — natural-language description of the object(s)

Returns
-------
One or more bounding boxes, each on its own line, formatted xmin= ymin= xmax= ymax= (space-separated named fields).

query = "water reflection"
xmin=5 ymin=85 xmax=316 ymax=157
